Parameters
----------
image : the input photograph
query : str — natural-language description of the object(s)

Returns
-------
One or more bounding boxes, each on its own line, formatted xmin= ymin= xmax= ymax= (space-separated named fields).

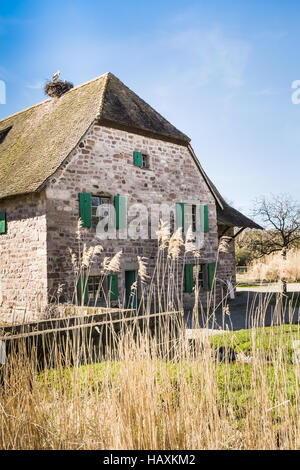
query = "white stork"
xmin=52 ymin=70 xmax=61 ymax=82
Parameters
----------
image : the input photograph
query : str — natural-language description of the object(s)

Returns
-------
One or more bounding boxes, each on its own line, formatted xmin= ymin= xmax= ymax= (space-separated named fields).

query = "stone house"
xmin=0 ymin=73 xmax=260 ymax=322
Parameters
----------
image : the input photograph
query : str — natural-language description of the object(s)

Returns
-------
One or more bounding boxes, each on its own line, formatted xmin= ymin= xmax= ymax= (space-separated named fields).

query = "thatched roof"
xmin=217 ymin=203 xmax=262 ymax=229
xmin=0 ymin=72 xmax=262 ymax=231
xmin=0 ymin=73 xmax=190 ymax=200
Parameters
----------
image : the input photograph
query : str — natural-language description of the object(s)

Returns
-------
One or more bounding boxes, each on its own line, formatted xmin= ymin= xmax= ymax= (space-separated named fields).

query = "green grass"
xmin=210 ymin=324 xmax=300 ymax=361
xmin=39 ymin=326 xmax=300 ymax=392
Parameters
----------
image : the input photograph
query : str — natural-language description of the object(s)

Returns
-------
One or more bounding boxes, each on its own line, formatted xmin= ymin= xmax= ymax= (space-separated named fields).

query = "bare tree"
xmin=250 ymin=194 xmax=300 ymax=293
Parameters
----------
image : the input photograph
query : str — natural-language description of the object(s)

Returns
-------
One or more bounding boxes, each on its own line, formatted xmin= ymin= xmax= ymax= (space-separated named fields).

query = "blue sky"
xmin=0 ymin=0 xmax=299 ymax=216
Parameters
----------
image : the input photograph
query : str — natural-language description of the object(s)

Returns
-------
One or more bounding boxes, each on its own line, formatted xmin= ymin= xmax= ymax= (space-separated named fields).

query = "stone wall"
xmin=45 ymin=123 xmax=219 ymax=312
xmin=0 ymin=193 xmax=48 ymax=322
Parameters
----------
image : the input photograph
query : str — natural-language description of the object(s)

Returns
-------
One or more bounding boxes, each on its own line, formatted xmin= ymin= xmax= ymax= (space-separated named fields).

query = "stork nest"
xmin=44 ymin=79 xmax=74 ymax=98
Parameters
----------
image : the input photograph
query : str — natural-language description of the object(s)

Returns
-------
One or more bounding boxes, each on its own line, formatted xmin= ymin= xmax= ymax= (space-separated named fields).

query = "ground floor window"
xmin=77 ymin=273 xmax=119 ymax=306
xmin=185 ymin=263 xmax=208 ymax=292
xmin=193 ymin=263 xmax=205 ymax=289
xmin=88 ymin=276 xmax=106 ymax=305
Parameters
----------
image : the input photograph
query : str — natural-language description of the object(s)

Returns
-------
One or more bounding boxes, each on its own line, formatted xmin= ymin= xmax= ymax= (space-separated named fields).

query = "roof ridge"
xmin=66 ymin=72 xmax=108 ymax=94
xmin=97 ymin=72 xmax=111 ymax=117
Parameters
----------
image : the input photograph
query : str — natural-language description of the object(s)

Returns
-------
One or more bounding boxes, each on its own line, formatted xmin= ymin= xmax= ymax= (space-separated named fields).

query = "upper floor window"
xmin=79 ymin=192 xmax=126 ymax=230
xmin=141 ymin=153 xmax=149 ymax=168
xmin=92 ymin=196 xmax=111 ymax=231
xmin=133 ymin=151 xmax=149 ymax=169
xmin=176 ymin=203 xmax=210 ymax=234
xmin=179 ymin=203 xmax=197 ymax=233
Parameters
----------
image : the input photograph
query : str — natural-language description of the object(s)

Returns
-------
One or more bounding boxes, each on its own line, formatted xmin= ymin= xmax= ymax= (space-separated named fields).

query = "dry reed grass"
xmin=0 ymin=309 xmax=299 ymax=450
xmin=247 ymin=249 xmax=300 ymax=283
xmin=0 ymin=223 xmax=299 ymax=450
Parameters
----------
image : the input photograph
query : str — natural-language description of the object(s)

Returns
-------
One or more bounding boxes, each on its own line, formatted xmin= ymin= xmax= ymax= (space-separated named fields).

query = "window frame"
xmin=185 ymin=262 xmax=209 ymax=292
xmin=91 ymin=194 xmax=112 ymax=231
xmin=181 ymin=203 xmax=197 ymax=234
xmin=193 ymin=263 xmax=206 ymax=290
xmin=87 ymin=275 xmax=107 ymax=305
xmin=140 ymin=153 xmax=149 ymax=169
xmin=133 ymin=150 xmax=150 ymax=169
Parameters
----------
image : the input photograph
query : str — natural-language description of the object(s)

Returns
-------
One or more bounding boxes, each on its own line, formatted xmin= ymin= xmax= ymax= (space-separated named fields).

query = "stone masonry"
xmin=0 ymin=193 xmax=48 ymax=322
xmin=45 ymin=124 xmax=219 ymax=311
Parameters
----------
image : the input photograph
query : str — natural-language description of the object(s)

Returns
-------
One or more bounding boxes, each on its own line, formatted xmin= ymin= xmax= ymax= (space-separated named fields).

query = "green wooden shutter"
xmin=176 ymin=203 xmax=185 ymax=232
xmin=133 ymin=151 xmax=142 ymax=167
xmin=185 ymin=264 xmax=194 ymax=293
xmin=79 ymin=193 xmax=92 ymax=228
xmin=0 ymin=212 xmax=6 ymax=234
xmin=200 ymin=205 xmax=209 ymax=232
xmin=114 ymin=195 xmax=126 ymax=229
xmin=208 ymin=262 xmax=216 ymax=290
xmin=108 ymin=274 xmax=118 ymax=301
xmin=77 ymin=275 xmax=88 ymax=305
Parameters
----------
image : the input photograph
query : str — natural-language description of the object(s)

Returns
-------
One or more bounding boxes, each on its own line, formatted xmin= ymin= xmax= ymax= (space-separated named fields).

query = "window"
xmin=192 ymin=205 xmax=197 ymax=232
xmin=92 ymin=196 xmax=111 ymax=230
xmin=185 ymin=263 xmax=207 ymax=292
xmin=178 ymin=204 xmax=209 ymax=234
xmin=87 ymin=276 xmax=105 ymax=305
xmin=133 ymin=151 xmax=149 ymax=168
xmin=77 ymin=274 xmax=118 ymax=305
xmin=182 ymin=203 xmax=197 ymax=233
xmin=141 ymin=154 xmax=149 ymax=168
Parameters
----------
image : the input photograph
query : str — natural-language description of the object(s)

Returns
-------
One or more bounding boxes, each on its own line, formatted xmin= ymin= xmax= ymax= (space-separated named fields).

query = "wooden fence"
xmin=0 ymin=309 xmax=184 ymax=369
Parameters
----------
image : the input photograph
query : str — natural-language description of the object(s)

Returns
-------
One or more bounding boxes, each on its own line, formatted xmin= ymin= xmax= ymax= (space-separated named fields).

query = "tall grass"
xmin=0 ymin=223 xmax=299 ymax=450
xmin=0 ymin=308 xmax=299 ymax=450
